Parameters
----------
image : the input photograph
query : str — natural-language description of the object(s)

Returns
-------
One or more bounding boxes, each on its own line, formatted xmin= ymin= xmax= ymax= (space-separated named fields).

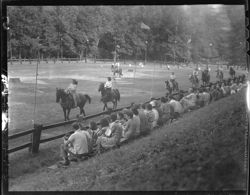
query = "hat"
xmin=72 ymin=79 xmax=78 ymax=84
xmin=150 ymin=101 xmax=156 ymax=107
xmin=122 ymin=108 xmax=131 ymax=115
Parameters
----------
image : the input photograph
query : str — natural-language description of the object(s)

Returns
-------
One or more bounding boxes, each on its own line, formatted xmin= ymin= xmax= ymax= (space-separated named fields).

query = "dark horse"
xmin=229 ymin=67 xmax=236 ymax=79
xmin=98 ymin=83 xmax=120 ymax=111
xmin=165 ymin=80 xmax=179 ymax=94
xmin=201 ymin=70 xmax=210 ymax=86
xmin=56 ymin=88 xmax=91 ymax=121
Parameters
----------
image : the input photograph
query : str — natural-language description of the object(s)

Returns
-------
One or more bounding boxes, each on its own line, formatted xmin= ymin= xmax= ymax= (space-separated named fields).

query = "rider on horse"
xmin=104 ymin=77 xmax=112 ymax=99
xmin=65 ymin=79 xmax=78 ymax=107
xmin=193 ymin=68 xmax=199 ymax=83
xmin=170 ymin=72 xmax=177 ymax=89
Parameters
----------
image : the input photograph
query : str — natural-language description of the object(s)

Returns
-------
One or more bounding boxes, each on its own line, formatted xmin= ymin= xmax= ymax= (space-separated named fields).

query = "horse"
xmin=98 ymin=83 xmax=120 ymax=111
xmin=165 ymin=80 xmax=179 ymax=94
xmin=111 ymin=65 xmax=123 ymax=77
xmin=189 ymin=75 xmax=199 ymax=89
xmin=201 ymin=70 xmax=210 ymax=86
xmin=229 ymin=67 xmax=236 ymax=79
xmin=56 ymin=88 xmax=91 ymax=121
xmin=216 ymin=70 xmax=224 ymax=82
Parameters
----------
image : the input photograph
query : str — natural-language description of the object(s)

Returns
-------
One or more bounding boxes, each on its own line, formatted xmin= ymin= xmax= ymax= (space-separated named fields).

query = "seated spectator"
xmin=150 ymin=101 xmax=159 ymax=128
xmin=87 ymin=121 xmax=99 ymax=153
xmin=160 ymin=97 xmax=173 ymax=123
xmin=97 ymin=118 xmax=110 ymax=137
xmin=169 ymin=95 xmax=184 ymax=115
xmin=133 ymin=104 xmax=151 ymax=135
xmin=122 ymin=110 xmax=137 ymax=141
xmin=144 ymin=103 xmax=155 ymax=130
xmin=96 ymin=113 xmax=123 ymax=153
xmin=131 ymin=107 xmax=141 ymax=137
xmin=117 ymin=111 xmax=127 ymax=127
xmin=59 ymin=122 xmax=90 ymax=166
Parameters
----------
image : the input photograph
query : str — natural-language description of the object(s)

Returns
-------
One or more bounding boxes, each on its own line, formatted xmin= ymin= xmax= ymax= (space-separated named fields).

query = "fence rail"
xmin=7 ymin=102 xmax=136 ymax=154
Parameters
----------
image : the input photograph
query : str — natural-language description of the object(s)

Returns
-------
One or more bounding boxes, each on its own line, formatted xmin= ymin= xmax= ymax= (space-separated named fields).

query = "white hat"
xmin=150 ymin=101 xmax=156 ymax=107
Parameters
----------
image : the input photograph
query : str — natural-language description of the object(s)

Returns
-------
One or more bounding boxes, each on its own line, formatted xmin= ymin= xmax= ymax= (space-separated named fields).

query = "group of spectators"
xmin=59 ymin=74 xmax=247 ymax=166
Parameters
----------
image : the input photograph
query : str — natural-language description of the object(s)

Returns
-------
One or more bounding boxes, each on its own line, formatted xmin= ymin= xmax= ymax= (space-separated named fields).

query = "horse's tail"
xmin=84 ymin=94 xmax=91 ymax=104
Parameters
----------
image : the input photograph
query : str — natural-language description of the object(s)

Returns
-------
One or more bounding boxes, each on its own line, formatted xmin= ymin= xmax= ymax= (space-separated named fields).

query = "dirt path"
xmin=9 ymin=90 xmax=247 ymax=191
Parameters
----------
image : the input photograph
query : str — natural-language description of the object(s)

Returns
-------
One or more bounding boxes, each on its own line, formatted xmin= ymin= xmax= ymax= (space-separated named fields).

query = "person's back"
xmin=133 ymin=114 xmax=140 ymax=136
xmin=124 ymin=117 xmax=137 ymax=140
xmin=138 ymin=108 xmax=151 ymax=134
xmin=160 ymin=102 xmax=172 ymax=122
xmin=110 ymin=121 xmax=123 ymax=144
xmin=144 ymin=110 xmax=154 ymax=130
xmin=169 ymin=99 xmax=183 ymax=114
xmin=68 ymin=130 xmax=89 ymax=155
xmin=152 ymin=108 xmax=159 ymax=128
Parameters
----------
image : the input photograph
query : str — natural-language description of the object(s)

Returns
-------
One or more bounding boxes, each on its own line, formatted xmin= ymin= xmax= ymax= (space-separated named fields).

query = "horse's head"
xmin=56 ymin=88 xmax=61 ymax=103
xmin=56 ymin=88 xmax=65 ymax=103
xmin=165 ymin=80 xmax=169 ymax=87
xmin=98 ymin=82 xmax=105 ymax=92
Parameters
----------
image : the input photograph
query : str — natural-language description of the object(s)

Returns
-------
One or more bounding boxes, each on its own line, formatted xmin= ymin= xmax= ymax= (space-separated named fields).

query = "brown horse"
xmin=56 ymin=88 xmax=91 ymax=121
xmin=98 ymin=83 xmax=120 ymax=111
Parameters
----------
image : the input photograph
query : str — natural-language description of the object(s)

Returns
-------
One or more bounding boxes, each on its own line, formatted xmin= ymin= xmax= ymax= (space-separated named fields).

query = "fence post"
xmin=29 ymin=124 xmax=43 ymax=154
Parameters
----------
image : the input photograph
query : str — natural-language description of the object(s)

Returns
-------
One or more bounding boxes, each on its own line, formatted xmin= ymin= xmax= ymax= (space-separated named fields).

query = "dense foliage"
xmin=7 ymin=5 xmax=246 ymax=65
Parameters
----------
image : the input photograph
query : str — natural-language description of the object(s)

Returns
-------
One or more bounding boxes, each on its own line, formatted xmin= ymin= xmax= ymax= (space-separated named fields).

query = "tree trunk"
xmin=19 ymin=47 xmax=22 ymax=64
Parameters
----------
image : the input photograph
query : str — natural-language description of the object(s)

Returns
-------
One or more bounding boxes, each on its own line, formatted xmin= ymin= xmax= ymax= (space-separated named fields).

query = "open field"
xmin=9 ymin=90 xmax=247 ymax=191
xmin=7 ymin=61 xmax=246 ymax=149
xmin=8 ymin=61 xmax=245 ymax=133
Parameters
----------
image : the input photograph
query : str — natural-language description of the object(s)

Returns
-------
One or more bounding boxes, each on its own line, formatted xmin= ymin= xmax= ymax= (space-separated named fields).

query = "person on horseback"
xmin=104 ymin=77 xmax=112 ymax=99
xmin=193 ymin=68 xmax=199 ymax=83
xmin=170 ymin=72 xmax=176 ymax=88
xmin=65 ymin=79 xmax=78 ymax=107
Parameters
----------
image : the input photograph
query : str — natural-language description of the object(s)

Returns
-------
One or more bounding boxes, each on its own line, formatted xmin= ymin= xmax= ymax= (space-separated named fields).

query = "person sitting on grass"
xmin=97 ymin=118 xmax=110 ymax=137
xmin=131 ymin=107 xmax=141 ymax=137
xmin=132 ymin=104 xmax=151 ymax=136
xmin=117 ymin=111 xmax=127 ymax=133
xmin=121 ymin=110 xmax=137 ymax=142
xmin=160 ymin=96 xmax=173 ymax=124
xmin=150 ymin=101 xmax=159 ymax=128
xmin=144 ymin=103 xmax=155 ymax=130
xmin=96 ymin=113 xmax=123 ymax=153
xmin=169 ymin=95 xmax=183 ymax=115
xmin=87 ymin=121 xmax=99 ymax=154
xmin=59 ymin=122 xmax=90 ymax=166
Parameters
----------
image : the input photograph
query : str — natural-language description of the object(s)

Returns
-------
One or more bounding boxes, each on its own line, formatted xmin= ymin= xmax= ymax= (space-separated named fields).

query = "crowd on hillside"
xmin=59 ymin=74 xmax=247 ymax=166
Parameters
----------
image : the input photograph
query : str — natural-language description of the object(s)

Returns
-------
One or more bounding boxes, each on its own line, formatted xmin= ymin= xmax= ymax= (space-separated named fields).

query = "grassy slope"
xmin=9 ymin=89 xmax=248 ymax=191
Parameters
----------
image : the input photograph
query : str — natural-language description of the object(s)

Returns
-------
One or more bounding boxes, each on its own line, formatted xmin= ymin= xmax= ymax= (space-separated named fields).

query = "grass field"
xmin=8 ymin=89 xmax=247 ymax=191
xmin=8 ymin=60 xmax=245 ymax=134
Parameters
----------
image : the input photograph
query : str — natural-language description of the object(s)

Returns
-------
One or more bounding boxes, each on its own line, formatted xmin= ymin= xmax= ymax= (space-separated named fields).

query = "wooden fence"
xmin=8 ymin=98 xmax=158 ymax=154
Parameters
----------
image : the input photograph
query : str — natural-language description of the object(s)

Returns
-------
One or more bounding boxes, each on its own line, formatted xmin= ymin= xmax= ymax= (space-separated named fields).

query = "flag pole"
xmin=33 ymin=49 xmax=39 ymax=124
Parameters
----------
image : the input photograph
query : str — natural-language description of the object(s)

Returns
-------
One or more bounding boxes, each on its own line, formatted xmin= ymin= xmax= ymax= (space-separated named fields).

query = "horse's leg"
xmin=67 ymin=109 xmax=71 ymax=121
xmin=103 ymin=103 xmax=106 ymax=111
xmin=82 ymin=107 xmax=86 ymax=116
xmin=63 ymin=108 xmax=67 ymax=121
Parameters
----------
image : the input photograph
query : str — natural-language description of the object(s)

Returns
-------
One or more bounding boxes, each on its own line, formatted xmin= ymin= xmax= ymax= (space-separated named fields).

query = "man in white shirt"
xmin=104 ymin=77 xmax=112 ymax=99
xmin=59 ymin=122 xmax=90 ymax=166
xmin=150 ymin=101 xmax=159 ymax=128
